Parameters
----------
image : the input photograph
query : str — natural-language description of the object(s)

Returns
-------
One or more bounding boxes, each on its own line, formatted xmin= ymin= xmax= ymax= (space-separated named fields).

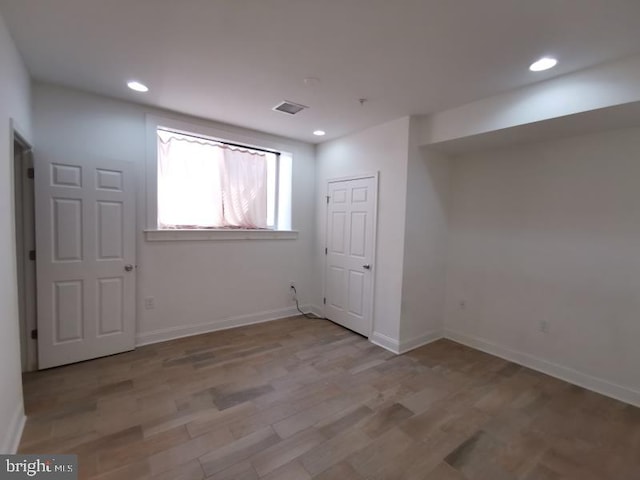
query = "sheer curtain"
xmin=157 ymin=130 xmax=268 ymax=229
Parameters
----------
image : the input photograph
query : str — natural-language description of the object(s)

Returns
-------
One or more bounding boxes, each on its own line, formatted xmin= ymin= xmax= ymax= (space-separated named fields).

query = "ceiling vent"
xmin=273 ymin=100 xmax=308 ymax=115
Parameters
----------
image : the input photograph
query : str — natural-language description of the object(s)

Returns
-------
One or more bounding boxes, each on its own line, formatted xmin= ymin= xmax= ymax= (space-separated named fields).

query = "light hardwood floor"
xmin=20 ymin=317 xmax=640 ymax=479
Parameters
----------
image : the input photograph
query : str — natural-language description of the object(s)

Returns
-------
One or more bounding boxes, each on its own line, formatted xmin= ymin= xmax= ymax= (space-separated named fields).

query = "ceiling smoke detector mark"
xmin=273 ymin=101 xmax=308 ymax=115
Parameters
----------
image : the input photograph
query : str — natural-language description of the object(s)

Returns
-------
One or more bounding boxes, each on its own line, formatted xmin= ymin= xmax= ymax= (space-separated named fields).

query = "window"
xmin=149 ymin=124 xmax=293 ymax=236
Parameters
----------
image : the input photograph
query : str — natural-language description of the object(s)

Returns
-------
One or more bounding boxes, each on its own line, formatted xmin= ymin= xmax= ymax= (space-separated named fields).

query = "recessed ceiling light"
xmin=313 ymin=130 xmax=326 ymax=136
xmin=127 ymin=80 xmax=149 ymax=92
xmin=529 ymin=57 xmax=558 ymax=72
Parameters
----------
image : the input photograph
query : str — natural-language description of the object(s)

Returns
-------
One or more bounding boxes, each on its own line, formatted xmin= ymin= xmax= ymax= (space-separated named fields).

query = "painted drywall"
xmin=445 ymin=127 xmax=640 ymax=404
xmin=32 ymin=83 xmax=316 ymax=344
xmin=418 ymin=54 xmax=640 ymax=146
xmin=399 ymin=118 xmax=451 ymax=349
xmin=0 ymin=10 xmax=32 ymax=453
xmin=315 ymin=117 xmax=410 ymax=348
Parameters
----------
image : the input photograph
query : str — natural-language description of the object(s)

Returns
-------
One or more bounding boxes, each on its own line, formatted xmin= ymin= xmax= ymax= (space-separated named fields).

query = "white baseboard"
xmin=399 ymin=330 xmax=444 ymax=354
xmin=370 ymin=331 xmax=401 ymax=354
xmin=2 ymin=401 xmax=26 ymax=454
xmin=304 ymin=305 xmax=324 ymax=318
xmin=136 ymin=305 xmax=312 ymax=346
xmin=445 ymin=329 xmax=640 ymax=408
xmin=371 ymin=330 xmax=444 ymax=354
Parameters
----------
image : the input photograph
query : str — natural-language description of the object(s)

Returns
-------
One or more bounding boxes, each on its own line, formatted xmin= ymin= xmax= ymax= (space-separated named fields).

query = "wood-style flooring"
xmin=20 ymin=317 xmax=640 ymax=479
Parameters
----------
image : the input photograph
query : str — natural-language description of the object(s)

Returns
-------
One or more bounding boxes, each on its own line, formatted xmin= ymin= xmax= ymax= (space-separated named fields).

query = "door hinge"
xmin=28 ymin=250 xmax=36 ymax=261
xmin=27 ymin=167 xmax=34 ymax=179
xmin=31 ymin=329 xmax=38 ymax=340
xmin=326 ymin=196 xmax=330 ymax=204
xmin=323 ymin=297 xmax=326 ymax=305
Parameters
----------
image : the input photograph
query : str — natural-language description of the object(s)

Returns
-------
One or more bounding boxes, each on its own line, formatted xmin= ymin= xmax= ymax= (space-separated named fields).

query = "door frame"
xmin=10 ymin=119 xmax=37 ymax=372
xmin=323 ymin=172 xmax=379 ymax=338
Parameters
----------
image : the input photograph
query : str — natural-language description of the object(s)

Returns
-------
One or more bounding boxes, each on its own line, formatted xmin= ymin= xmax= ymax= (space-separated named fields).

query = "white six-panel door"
xmin=324 ymin=175 xmax=377 ymax=337
xmin=35 ymin=155 xmax=136 ymax=369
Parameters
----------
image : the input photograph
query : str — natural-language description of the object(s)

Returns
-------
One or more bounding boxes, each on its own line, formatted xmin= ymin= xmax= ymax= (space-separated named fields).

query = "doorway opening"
xmin=13 ymin=127 xmax=37 ymax=372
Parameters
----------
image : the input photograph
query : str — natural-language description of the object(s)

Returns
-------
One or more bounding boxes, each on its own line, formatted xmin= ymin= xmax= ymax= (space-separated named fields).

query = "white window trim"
xmin=144 ymin=228 xmax=298 ymax=242
xmin=145 ymin=114 xmax=297 ymax=241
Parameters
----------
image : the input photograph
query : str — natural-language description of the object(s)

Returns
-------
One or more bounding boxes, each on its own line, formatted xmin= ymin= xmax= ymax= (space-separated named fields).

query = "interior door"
xmin=35 ymin=155 xmax=136 ymax=369
xmin=324 ymin=176 xmax=377 ymax=337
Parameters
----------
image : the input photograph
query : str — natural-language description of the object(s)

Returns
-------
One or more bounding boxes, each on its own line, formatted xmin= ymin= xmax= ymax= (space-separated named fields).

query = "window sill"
xmin=144 ymin=229 xmax=299 ymax=242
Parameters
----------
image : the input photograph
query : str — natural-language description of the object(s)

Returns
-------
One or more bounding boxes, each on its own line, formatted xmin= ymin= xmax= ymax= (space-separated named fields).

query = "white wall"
xmin=33 ymin=83 xmax=316 ymax=345
xmin=315 ymin=117 xmax=410 ymax=348
xmin=400 ymin=118 xmax=451 ymax=350
xmin=445 ymin=127 xmax=640 ymax=406
xmin=0 ymin=10 xmax=32 ymax=452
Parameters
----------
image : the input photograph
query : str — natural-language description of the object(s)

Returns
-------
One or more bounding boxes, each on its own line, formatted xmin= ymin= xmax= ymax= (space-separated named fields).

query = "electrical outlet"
xmin=144 ymin=297 xmax=155 ymax=310
xmin=539 ymin=320 xmax=549 ymax=333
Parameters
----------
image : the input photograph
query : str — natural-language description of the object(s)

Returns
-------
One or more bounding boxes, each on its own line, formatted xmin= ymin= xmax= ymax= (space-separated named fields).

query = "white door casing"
xmin=35 ymin=155 xmax=136 ymax=369
xmin=324 ymin=175 xmax=377 ymax=337
xmin=13 ymin=139 xmax=37 ymax=372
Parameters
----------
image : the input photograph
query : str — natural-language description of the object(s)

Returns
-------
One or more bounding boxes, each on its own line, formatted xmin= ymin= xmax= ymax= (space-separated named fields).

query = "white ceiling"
xmin=2 ymin=0 xmax=640 ymax=143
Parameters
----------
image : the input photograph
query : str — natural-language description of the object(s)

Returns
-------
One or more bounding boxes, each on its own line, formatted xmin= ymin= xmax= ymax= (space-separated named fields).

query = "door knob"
xmin=124 ymin=264 xmax=134 ymax=272
xmin=363 ymin=264 xmax=371 ymax=270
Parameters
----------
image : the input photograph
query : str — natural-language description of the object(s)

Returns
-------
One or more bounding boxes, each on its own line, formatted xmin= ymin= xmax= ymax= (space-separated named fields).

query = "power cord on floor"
xmin=290 ymin=285 xmax=325 ymax=320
